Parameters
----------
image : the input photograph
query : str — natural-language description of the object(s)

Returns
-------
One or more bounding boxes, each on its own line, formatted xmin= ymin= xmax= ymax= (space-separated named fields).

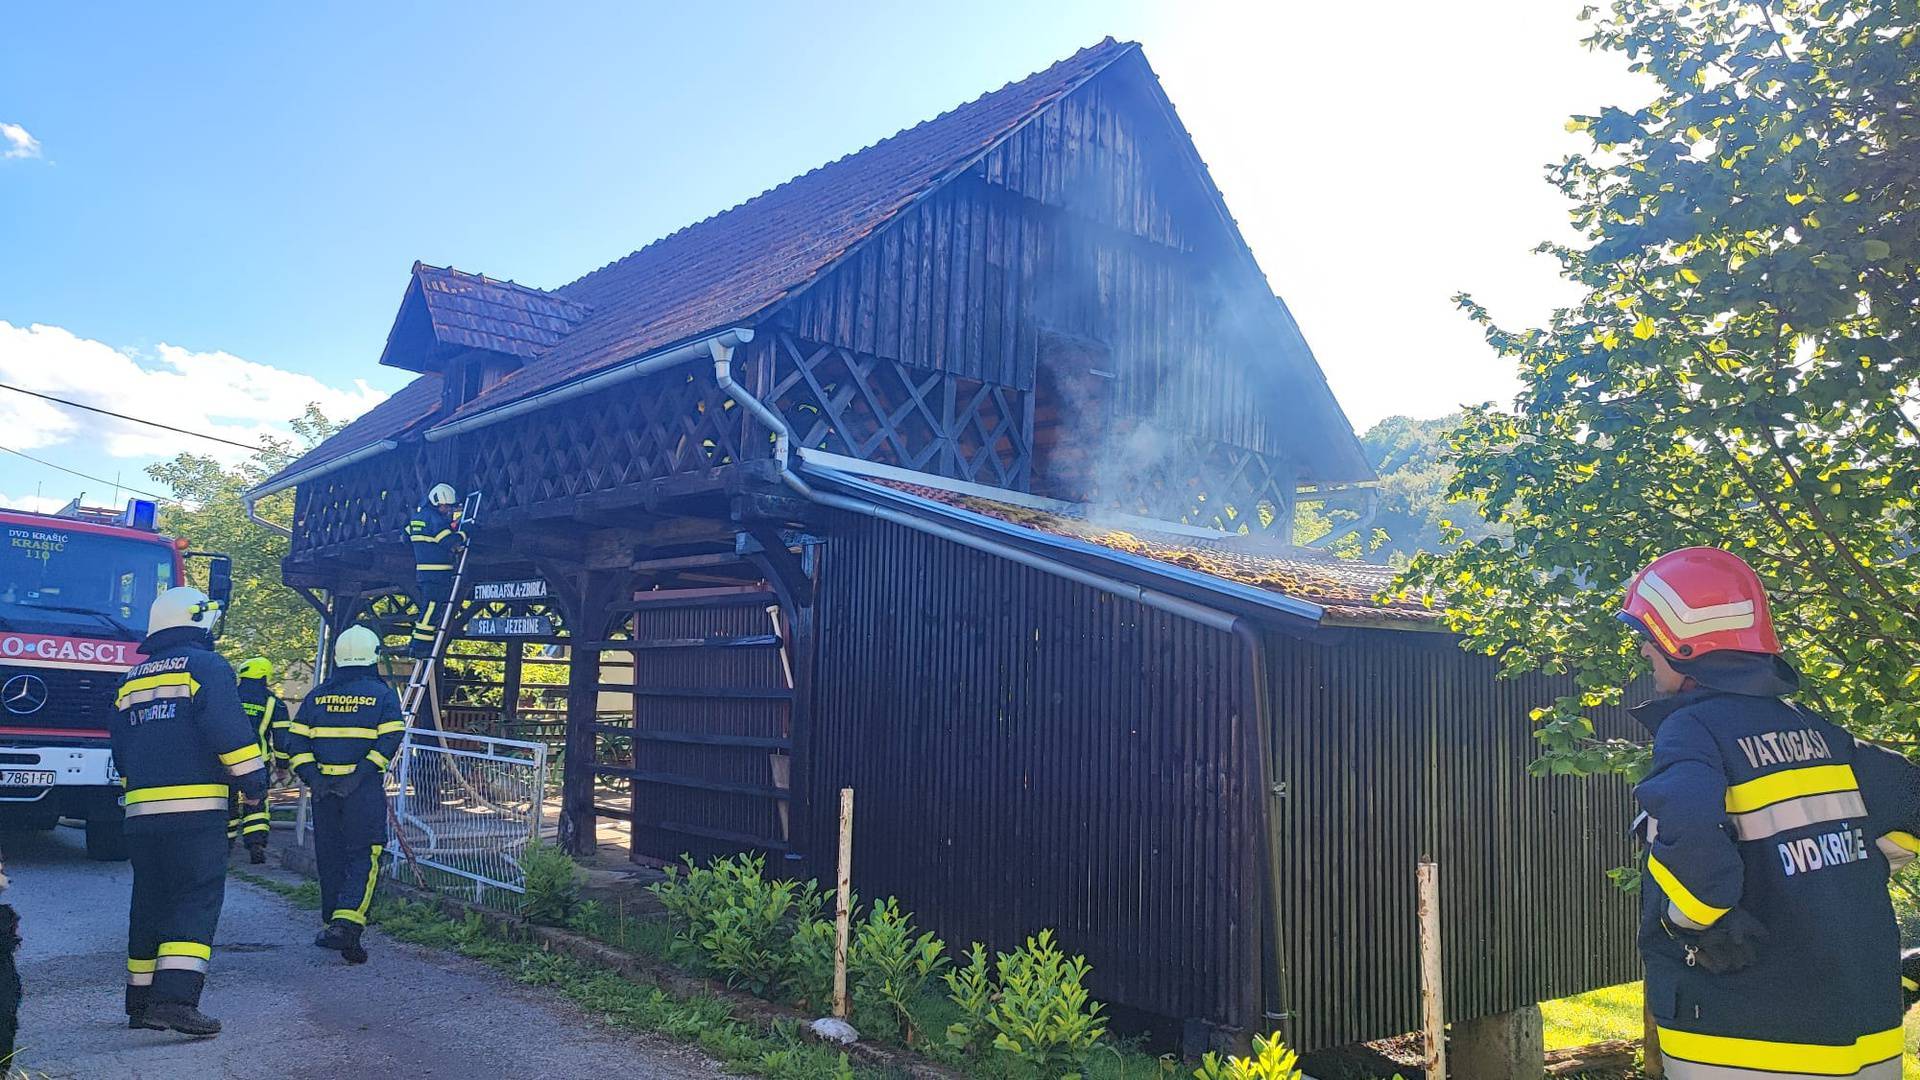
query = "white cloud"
xmin=0 ymin=122 xmax=40 ymax=160
xmin=0 ymin=322 xmax=388 ymax=464
xmin=0 ymin=493 xmax=71 ymax=515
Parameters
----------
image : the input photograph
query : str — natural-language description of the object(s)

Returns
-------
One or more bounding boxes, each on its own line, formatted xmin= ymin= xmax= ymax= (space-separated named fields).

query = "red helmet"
xmin=1618 ymin=547 xmax=1781 ymax=659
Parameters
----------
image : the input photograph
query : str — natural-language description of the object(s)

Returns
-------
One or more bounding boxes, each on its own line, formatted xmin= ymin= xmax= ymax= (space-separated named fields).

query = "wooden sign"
xmin=464 ymin=615 xmax=554 ymax=637
xmin=470 ymin=579 xmax=548 ymax=602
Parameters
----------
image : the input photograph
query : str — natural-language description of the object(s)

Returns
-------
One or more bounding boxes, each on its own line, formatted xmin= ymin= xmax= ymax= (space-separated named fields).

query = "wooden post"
xmin=1418 ymin=862 xmax=1446 ymax=1080
xmin=1642 ymin=1001 xmax=1664 ymax=1078
xmin=833 ymin=787 xmax=854 ymax=1020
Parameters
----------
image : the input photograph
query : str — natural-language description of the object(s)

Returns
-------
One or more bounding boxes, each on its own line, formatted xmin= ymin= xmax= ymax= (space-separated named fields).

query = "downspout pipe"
xmin=426 ymin=328 xmax=755 ymax=442
xmin=243 ymin=489 xmax=293 ymax=538
xmin=711 ymin=345 xmax=814 ymax=501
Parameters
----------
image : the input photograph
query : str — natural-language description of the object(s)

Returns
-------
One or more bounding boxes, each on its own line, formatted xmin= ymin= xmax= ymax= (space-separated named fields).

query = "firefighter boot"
xmin=314 ymin=921 xmax=353 ymax=952
xmin=143 ymin=1001 xmax=222 ymax=1037
xmin=245 ymin=835 xmax=268 ymax=865
xmin=340 ymin=923 xmax=368 ymax=965
xmin=126 ymin=987 xmax=161 ymax=1030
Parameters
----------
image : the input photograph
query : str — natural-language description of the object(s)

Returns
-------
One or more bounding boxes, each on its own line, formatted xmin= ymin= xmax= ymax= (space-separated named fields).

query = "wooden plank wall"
xmin=783 ymin=69 xmax=1292 ymax=461
xmin=1263 ymin=628 xmax=1640 ymax=1049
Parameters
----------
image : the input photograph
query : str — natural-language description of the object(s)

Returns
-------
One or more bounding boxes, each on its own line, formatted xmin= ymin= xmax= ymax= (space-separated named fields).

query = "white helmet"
xmin=150 ymin=586 xmax=222 ymax=635
xmin=427 ymin=483 xmax=458 ymax=508
xmin=334 ymin=625 xmax=381 ymax=667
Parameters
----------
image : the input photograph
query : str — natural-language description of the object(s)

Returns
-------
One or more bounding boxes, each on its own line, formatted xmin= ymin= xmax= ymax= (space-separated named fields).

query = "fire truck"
xmin=0 ymin=498 xmax=230 ymax=859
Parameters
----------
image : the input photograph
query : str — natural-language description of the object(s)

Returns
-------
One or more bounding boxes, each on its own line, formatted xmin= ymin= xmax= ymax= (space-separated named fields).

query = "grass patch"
xmin=1541 ymin=982 xmax=1641 ymax=1049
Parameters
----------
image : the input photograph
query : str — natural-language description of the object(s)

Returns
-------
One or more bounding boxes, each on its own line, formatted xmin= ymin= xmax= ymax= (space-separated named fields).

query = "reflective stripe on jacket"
xmin=1633 ymin=689 xmax=1917 ymax=1077
xmin=284 ymin=666 xmax=404 ymax=787
xmin=238 ymin=675 xmax=290 ymax=768
xmin=405 ymin=501 xmax=464 ymax=573
xmin=111 ymin=627 xmax=269 ymax=830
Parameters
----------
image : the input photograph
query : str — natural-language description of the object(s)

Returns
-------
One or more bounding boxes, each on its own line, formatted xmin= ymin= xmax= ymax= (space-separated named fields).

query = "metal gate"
xmin=384 ymin=727 xmax=549 ymax=899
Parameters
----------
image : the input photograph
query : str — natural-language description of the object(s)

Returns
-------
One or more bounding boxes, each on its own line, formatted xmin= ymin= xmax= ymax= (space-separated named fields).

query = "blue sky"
xmin=0 ymin=1 xmax=1647 ymax=511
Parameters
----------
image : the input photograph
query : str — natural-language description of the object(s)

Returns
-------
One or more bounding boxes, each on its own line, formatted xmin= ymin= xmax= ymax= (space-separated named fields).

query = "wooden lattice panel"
xmin=767 ymin=333 xmax=1030 ymax=488
xmin=1106 ymin=434 xmax=1296 ymax=536
xmin=292 ymin=353 xmax=764 ymax=559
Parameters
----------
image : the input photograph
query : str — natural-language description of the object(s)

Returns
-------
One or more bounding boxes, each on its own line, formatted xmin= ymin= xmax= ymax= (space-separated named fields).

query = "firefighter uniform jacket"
xmin=405 ymin=501 xmax=464 ymax=573
xmin=111 ymin=627 xmax=270 ymax=831
xmin=284 ymin=667 xmax=404 ymax=788
xmin=1634 ymin=688 xmax=1920 ymax=1079
xmin=237 ymin=674 xmax=288 ymax=771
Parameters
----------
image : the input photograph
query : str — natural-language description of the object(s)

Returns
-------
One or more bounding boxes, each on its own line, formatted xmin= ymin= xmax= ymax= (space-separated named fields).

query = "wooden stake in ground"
xmin=1643 ymin=999 xmax=1664 ymax=1078
xmin=1418 ymin=862 xmax=1446 ymax=1080
xmin=833 ymin=787 xmax=854 ymax=1020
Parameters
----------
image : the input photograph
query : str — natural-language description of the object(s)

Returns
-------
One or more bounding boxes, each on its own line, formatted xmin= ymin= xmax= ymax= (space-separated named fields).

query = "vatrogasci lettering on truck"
xmin=0 ymin=498 xmax=232 ymax=860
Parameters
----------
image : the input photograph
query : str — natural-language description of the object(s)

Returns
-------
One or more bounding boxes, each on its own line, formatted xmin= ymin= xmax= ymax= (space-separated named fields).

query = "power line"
xmin=0 ymin=444 xmax=176 ymax=504
xmin=0 ymin=380 xmax=295 ymax=458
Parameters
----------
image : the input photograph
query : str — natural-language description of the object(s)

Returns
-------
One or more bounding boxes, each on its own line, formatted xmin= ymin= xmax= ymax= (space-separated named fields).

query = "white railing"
xmin=384 ymin=727 xmax=548 ymax=901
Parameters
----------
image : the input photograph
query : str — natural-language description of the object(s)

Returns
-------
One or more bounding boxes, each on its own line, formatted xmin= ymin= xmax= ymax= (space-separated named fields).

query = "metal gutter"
xmin=241 ymin=437 xmax=402 ymax=534
xmin=424 ymin=328 xmax=755 ymax=442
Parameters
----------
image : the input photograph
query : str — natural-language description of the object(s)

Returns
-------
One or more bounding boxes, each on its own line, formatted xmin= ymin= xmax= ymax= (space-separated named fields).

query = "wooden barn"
xmin=252 ymin=39 xmax=1638 ymax=1053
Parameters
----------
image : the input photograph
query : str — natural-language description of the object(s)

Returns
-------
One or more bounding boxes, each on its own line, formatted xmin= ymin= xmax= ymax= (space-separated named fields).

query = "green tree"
xmin=1403 ymin=0 xmax=1920 ymax=778
xmin=1360 ymin=413 xmax=1507 ymax=565
xmin=145 ymin=406 xmax=341 ymax=685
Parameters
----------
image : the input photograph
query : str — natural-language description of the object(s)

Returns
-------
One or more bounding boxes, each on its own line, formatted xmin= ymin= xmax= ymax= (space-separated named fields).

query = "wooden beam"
xmin=747 ymin=526 xmax=813 ymax=609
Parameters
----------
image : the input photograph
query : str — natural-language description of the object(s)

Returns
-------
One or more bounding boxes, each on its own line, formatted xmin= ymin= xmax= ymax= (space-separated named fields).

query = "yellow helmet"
xmin=236 ymin=656 xmax=273 ymax=681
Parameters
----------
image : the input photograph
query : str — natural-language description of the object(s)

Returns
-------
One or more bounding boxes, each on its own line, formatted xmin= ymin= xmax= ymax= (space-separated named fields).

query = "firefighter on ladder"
xmin=111 ymin=586 xmax=267 ymax=1037
xmin=225 ymin=657 xmax=284 ymax=863
xmin=1621 ymin=548 xmax=1920 ymax=1079
xmin=406 ymin=483 xmax=465 ymax=658
xmin=284 ymin=625 xmax=402 ymax=964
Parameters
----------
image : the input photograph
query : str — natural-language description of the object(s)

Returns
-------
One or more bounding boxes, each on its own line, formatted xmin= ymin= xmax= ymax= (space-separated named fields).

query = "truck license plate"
xmin=0 ymin=770 xmax=55 ymax=788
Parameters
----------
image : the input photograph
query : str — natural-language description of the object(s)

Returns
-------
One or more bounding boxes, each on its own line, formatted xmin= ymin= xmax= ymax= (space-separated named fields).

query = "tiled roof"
xmin=413 ymin=263 xmax=592 ymax=360
xmin=870 ymin=479 xmax=1443 ymax=626
xmin=442 ymin=38 xmax=1137 ymax=422
xmin=379 ymin=263 xmax=593 ymax=372
xmin=253 ymin=374 xmax=443 ymax=492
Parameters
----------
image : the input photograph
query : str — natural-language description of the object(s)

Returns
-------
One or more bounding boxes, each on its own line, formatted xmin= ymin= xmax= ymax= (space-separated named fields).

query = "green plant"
xmin=702 ymin=874 xmax=805 ymax=996
xmin=944 ymin=930 xmax=1106 ymax=1078
xmin=651 ymin=853 xmax=823 ymax=995
xmin=785 ymin=911 xmax=841 ymax=1011
xmin=943 ymin=941 xmax=995 ymax=1057
xmin=1192 ymin=1035 xmax=1302 ymax=1080
xmin=521 ymin=841 xmax=583 ymax=926
xmin=849 ymin=897 xmax=949 ymax=1044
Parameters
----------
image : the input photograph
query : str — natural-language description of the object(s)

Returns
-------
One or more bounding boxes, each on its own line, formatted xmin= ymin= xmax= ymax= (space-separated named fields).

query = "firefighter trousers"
xmin=126 ymin=822 xmax=228 ymax=1013
xmin=227 ymin=791 xmax=269 ymax=846
xmin=411 ymin=569 xmax=453 ymax=658
xmin=313 ymin=780 xmax=387 ymax=927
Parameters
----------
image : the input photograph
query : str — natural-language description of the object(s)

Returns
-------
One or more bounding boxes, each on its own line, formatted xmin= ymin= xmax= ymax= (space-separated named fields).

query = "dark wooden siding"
xmin=1265 ymin=628 xmax=1640 ymax=1049
xmin=805 ymin=514 xmax=1263 ymax=1029
xmin=806 ymin=515 xmax=1640 ymax=1046
xmin=784 ymin=68 xmax=1293 ymax=460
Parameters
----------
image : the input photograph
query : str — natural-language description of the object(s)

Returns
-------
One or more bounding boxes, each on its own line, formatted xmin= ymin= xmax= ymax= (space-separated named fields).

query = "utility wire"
xmin=0 ymin=380 xmax=295 ymax=458
xmin=0 ymin=444 xmax=176 ymax=504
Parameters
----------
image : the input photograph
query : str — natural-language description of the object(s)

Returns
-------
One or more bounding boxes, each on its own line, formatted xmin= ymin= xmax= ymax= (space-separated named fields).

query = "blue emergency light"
xmin=119 ymin=498 xmax=157 ymax=531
